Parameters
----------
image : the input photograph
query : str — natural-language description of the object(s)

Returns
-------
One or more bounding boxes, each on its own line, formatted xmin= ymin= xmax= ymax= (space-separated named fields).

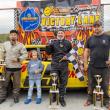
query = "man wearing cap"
xmin=46 ymin=31 xmax=72 ymax=107
xmin=84 ymin=20 xmax=110 ymax=109
xmin=0 ymin=30 xmax=27 ymax=104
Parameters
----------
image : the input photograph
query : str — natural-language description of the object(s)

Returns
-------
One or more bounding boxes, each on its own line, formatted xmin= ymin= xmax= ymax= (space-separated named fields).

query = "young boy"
xmin=24 ymin=50 xmax=43 ymax=104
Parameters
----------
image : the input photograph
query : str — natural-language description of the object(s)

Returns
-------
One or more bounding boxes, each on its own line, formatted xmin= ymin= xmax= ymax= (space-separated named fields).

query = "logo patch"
xmin=102 ymin=40 xmax=106 ymax=44
xmin=19 ymin=8 xmax=40 ymax=31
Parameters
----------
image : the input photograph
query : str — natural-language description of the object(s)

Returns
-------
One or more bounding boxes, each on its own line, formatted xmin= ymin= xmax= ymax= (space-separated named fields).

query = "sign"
xmin=19 ymin=8 xmax=40 ymax=31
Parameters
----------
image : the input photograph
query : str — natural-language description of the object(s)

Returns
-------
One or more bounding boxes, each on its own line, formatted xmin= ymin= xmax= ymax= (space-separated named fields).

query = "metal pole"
xmin=0 ymin=8 xmax=17 ymax=10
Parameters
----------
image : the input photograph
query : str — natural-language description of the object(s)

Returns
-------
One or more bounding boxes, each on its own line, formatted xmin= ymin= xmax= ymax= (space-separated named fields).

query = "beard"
xmin=94 ymin=31 xmax=103 ymax=36
xmin=10 ymin=39 xmax=17 ymax=45
xmin=57 ymin=36 xmax=64 ymax=40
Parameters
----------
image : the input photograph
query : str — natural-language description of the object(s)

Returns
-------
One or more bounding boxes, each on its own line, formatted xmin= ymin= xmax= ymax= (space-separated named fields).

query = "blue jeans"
xmin=27 ymin=79 xmax=41 ymax=99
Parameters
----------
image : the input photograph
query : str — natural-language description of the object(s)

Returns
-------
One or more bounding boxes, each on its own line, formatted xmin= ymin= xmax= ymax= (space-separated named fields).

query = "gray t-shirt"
xmin=3 ymin=41 xmax=27 ymax=68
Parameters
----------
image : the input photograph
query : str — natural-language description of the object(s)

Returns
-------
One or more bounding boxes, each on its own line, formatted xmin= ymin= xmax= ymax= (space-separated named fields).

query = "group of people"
xmin=0 ymin=20 xmax=110 ymax=109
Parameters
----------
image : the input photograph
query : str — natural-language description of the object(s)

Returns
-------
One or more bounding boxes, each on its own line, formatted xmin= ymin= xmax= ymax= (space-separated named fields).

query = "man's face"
xmin=57 ymin=31 xmax=65 ymax=40
xmin=9 ymin=33 xmax=18 ymax=44
xmin=94 ymin=25 xmax=102 ymax=35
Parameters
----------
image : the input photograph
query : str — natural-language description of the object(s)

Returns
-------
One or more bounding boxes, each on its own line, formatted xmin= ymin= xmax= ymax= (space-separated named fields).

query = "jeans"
xmin=27 ymin=79 xmax=41 ymax=99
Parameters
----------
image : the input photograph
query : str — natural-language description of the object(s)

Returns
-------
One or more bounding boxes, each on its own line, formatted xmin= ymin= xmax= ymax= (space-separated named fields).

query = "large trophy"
xmin=0 ymin=44 xmax=5 ymax=81
xmin=93 ymin=75 xmax=104 ymax=110
xmin=49 ymin=73 xmax=59 ymax=109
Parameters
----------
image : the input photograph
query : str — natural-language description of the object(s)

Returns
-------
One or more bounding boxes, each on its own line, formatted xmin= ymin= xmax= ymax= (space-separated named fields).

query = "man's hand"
xmin=84 ymin=63 xmax=88 ymax=72
xmin=11 ymin=58 xmax=19 ymax=63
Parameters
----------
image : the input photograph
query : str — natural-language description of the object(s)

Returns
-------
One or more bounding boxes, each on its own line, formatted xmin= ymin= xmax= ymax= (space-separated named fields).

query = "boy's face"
xmin=32 ymin=51 xmax=38 ymax=60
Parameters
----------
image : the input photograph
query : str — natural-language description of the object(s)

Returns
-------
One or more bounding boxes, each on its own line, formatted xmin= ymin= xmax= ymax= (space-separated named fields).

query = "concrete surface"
xmin=0 ymin=89 xmax=107 ymax=110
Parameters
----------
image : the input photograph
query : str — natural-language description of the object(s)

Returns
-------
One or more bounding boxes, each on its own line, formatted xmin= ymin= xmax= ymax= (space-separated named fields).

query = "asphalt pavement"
xmin=0 ymin=89 xmax=108 ymax=110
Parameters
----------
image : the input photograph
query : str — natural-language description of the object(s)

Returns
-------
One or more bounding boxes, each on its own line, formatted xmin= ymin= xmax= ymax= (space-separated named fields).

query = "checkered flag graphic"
xmin=66 ymin=41 xmax=84 ymax=81
xmin=32 ymin=39 xmax=41 ymax=45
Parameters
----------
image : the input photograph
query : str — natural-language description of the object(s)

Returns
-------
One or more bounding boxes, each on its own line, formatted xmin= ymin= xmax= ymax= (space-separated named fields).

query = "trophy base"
xmin=93 ymin=90 xmax=104 ymax=107
xmin=0 ymin=76 xmax=5 ymax=81
xmin=0 ymin=79 xmax=5 ymax=81
xmin=94 ymin=107 xmax=105 ymax=110
xmin=49 ymin=105 xmax=60 ymax=110
xmin=50 ymin=90 xmax=59 ymax=93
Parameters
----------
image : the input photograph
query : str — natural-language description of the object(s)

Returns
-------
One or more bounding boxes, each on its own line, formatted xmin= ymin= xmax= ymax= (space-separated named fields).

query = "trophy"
xmin=0 ymin=74 xmax=5 ymax=81
xmin=0 ymin=44 xmax=5 ymax=65
xmin=0 ymin=44 xmax=6 ymax=81
xmin=93 ymin=75 xmax=104 ymax=110
xmin=49 ymin=73 xmax=59 ymax=109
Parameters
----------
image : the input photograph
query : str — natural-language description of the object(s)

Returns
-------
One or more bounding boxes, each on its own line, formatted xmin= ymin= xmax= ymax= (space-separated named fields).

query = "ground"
xmin=0 ymin=89 xmax=107 ymax=110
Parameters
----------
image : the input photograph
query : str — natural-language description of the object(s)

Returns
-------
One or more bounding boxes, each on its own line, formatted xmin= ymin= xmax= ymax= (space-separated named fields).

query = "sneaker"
xmin=59 ymin=96 xmax=66 ymax=107
xmin=36 ymin=98 xmax=42 ymax=104
xmin=24 ymin=99 xmax=32 ymax=104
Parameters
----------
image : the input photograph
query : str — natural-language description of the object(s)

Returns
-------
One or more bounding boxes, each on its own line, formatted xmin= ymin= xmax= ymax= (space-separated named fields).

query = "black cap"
xmin=93 ymin=20 xmax=102 ymax=27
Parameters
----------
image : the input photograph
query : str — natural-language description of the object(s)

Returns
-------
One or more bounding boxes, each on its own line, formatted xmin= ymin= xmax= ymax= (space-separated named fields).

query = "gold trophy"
xmin=93 ymin=75 xmax=104 ymax=110
xmin=0 ymin=44 xmax=6 ymax=81
xmin=49 ymin=73 xmax=59 ymax=109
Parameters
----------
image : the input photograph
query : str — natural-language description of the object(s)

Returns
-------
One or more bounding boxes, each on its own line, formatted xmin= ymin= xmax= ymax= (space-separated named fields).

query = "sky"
xmin=0 ymin=0 xmax=110 ymax=34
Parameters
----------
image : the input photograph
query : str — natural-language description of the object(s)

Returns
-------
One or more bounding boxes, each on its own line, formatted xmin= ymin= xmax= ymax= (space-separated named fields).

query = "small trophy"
xmin=0 ymin=45 xmax=6 ymax=81
xmin=0 ymin=44 xmax=5 ymax=66
xmin=93 ymin=75 xmax=104 ymax=110
xmin=49 ymin=73 xmax=59 ymax=109
xmin=0 ymin=62 xmax=6 ymax=82
xmin=0 ymin=74 xmax=5 ymax=81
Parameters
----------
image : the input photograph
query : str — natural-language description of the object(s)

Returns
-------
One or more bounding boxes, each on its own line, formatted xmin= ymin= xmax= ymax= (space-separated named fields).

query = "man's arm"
xmin=45 ymin=41 xmax=54 ymax=55
xmin=106 ymin=35 xmax=110 ymax=65
xmin=18 ymin=44 xmax=28 ymax=62
xmin=83 ymin=48 xmax=90 ymax=71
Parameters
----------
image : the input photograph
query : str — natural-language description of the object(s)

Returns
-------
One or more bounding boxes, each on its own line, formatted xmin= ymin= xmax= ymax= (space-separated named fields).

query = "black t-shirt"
xmin=85 ymin=34 xmax=110 ymax=68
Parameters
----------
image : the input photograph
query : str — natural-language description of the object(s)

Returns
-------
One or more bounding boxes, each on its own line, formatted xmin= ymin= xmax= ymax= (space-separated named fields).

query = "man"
xmin=84 ymin=21 xmax=110 ymax=109
xmin=46 ymin=31 xmax=72 ymax=107
xmin=0 ymin=30 xmax=27 ymax=104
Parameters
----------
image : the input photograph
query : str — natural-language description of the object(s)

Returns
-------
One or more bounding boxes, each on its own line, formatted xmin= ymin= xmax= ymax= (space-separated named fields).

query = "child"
xmin=24 ymin=50 xmax=43 ymax=104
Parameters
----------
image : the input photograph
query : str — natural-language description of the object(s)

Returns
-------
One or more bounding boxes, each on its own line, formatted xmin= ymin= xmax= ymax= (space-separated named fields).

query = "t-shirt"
xmin=85 ymin=34 xmax=110 ymax=68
